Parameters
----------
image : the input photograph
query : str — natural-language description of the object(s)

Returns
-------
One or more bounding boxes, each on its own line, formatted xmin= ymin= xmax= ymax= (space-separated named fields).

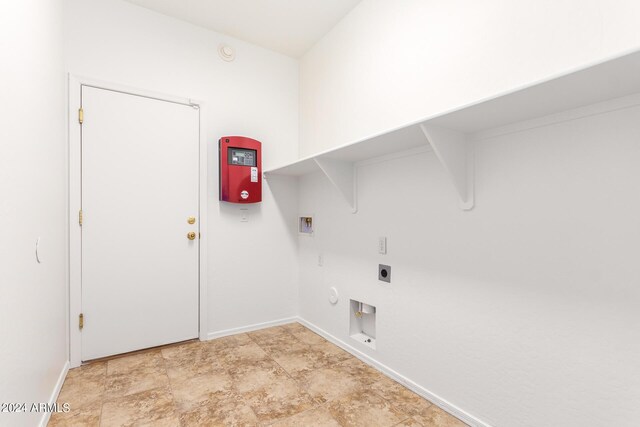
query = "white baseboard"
xmin=39 ymin=360 xmax=70 ymax=427
xmin=206 ymin=317 xmax=298 ymax=341
xmin=295 ymin=317 xmax=492 ymax=427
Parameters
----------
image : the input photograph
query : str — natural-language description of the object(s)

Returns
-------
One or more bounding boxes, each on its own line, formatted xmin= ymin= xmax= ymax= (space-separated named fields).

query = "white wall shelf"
xmin=265 ymin=50 xmax=640 ymax=210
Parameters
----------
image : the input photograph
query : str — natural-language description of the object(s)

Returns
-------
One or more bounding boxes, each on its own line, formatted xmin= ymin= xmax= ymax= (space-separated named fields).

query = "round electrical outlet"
xmin=328 ymin=287 xmax=339 ymax=304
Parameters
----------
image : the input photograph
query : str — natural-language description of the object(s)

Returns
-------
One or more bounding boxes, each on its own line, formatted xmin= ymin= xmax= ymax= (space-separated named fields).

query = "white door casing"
xmin=68 ymin=77 xmax=207 ymax=365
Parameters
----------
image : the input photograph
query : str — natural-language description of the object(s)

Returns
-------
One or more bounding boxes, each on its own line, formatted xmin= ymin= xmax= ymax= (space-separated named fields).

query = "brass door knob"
xmin=187 ymin=231 xmax=196 ymax=240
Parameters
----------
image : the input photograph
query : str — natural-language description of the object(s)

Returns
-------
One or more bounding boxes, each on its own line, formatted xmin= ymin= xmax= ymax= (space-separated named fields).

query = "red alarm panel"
xmin=219 ymin=136 xmax=262 ymax=203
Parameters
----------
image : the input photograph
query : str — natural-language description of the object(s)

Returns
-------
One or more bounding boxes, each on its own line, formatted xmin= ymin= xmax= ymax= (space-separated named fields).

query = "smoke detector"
xmin=218 ymin=44 xmax=235 ymax=62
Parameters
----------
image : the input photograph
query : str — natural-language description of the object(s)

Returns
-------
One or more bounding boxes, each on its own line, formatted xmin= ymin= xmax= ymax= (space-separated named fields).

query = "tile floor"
xmin=49 ymin=323 xmax=467 ymax=427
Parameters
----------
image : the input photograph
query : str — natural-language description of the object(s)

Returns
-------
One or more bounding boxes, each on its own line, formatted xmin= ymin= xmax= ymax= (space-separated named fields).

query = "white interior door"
xmin=81 ymin=86 xmax=199 ymax=361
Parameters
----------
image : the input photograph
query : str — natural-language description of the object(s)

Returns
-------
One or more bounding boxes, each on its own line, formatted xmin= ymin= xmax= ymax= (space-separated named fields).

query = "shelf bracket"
xmin=420 ymin=124 xmax=474 ymax=210
xmin=314 ymin=157 xmax=357 ymax=213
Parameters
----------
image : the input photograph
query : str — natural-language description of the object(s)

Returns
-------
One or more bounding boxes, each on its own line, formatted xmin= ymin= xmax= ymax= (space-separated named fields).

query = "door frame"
xmin=68 ymin=74 xmax=208 ymax=367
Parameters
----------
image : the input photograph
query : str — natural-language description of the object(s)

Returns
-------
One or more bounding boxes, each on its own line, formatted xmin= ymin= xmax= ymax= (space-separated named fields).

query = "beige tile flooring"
xmin=49 ymin=323 xmax=467 ymax=427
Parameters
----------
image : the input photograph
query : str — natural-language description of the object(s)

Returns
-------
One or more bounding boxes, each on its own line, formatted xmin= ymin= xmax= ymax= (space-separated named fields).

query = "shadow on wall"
xmin=218 ymin=198 xmax=263 ymax=219
xmin=265 ymin=174 xmax=299 ymax=241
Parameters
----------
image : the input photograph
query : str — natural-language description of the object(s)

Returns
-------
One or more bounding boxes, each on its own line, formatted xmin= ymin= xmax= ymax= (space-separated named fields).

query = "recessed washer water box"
xmin=299 ymin=216 xmax=313 ymax=235
xmin=350 ymin=299 xmax=376 ymax=350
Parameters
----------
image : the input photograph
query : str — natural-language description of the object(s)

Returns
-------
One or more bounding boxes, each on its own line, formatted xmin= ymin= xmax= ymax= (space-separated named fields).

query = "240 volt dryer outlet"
xmin=378 ymin=264 xmax=391 ymax=283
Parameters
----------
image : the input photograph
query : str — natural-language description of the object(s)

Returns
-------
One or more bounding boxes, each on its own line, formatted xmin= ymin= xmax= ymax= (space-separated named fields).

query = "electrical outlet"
xmin=378 ymin=264 xmax=391 ymax=283
xmin=378 ymin=237 xmax=387 ymax=254
xmin=240 ymin=208 xmax=248 ymax=222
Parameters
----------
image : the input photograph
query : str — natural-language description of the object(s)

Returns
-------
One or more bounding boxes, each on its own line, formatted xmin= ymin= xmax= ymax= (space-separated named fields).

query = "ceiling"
xmin=124 ymin=0 xmax=362 ymax=58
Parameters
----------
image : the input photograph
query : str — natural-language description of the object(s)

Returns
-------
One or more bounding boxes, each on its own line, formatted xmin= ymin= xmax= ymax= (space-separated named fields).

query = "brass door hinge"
xmin=79 ymin=209 xmax=83 ymax=226
xmin=78 ymin=108 xmax=84 ymax=124
xmin=79 ymin=313 xmax=84 ymax=330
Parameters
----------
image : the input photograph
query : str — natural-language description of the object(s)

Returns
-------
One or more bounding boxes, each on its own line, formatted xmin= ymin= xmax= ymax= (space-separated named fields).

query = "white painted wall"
xmin=300 ymin=0 xmax=640 ymax=156
xmin=63 ymin=0 xmax=299 ymax=336
xmin=298 ymin=102 xmax=640 ymax=426
xmin=0 ymin=1 xmax=68 ymax=426
xmin=298 ymin=3 xmax=640 ymax=425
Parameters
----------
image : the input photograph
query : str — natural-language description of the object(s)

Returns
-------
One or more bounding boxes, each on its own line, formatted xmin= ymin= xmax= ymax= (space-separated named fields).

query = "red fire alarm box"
xmin=219 ymin=136 xmax=262 ymax=203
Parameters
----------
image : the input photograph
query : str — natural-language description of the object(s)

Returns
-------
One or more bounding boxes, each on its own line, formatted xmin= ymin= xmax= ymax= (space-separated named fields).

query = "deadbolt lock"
xmin=187 ymin=231 xmax=196 ymax=240
xmin=187 ymin=216 xmax=196 ymax=224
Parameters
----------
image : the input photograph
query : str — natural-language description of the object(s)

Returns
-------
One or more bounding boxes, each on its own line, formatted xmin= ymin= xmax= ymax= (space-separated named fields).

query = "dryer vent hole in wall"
xmin=350 ymin=299 xmax=376 ymax=349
